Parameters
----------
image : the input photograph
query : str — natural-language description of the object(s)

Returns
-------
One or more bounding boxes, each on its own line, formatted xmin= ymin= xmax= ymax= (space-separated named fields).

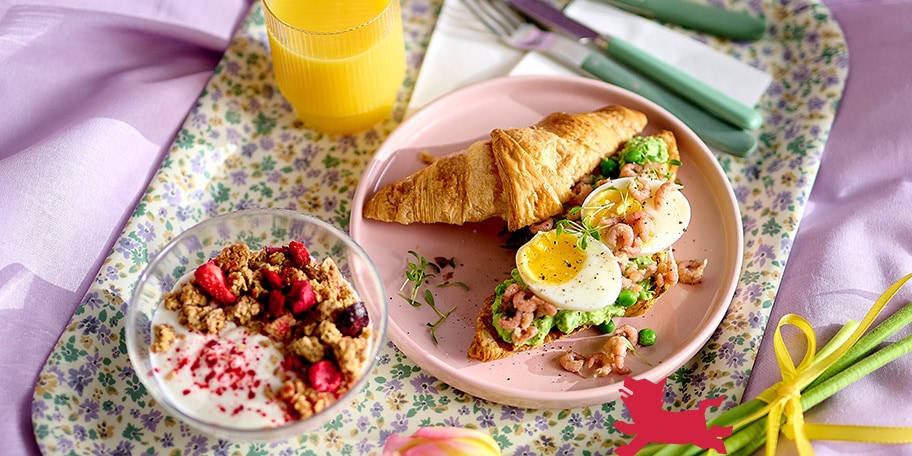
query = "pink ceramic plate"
xmin=350 ymin=75 xmax=743 ymax=409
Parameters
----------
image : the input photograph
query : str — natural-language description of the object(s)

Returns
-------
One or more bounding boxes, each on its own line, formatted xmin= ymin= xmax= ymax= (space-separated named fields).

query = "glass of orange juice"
xmin=262 ymin=0 xmax=406 ymax=135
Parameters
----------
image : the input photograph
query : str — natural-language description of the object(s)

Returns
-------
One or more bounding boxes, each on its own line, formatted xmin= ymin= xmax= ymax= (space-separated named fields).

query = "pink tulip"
xmin=381 ymin=426 xmax=501 ymax=456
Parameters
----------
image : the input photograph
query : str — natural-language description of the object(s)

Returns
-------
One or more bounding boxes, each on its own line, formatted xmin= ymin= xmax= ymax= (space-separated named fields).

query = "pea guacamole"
xmin=598 ymin=135 xmax=680 ymax=181
xmin=491 ymin=270 xmax=628 ymax=346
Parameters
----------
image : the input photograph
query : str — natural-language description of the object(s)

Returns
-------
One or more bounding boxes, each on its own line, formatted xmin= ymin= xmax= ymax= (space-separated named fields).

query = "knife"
xmin=601 ymin=0 xmax=767 ymax=41
xmin=530 ymin=32 xmax=758 ymax=156
xmin=507 ymin=0 xmax=764 ymax=131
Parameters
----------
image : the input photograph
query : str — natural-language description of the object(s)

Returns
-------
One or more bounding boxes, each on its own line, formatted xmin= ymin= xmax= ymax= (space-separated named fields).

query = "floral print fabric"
xmin=31 ymin=0 xmax=848 ymax=454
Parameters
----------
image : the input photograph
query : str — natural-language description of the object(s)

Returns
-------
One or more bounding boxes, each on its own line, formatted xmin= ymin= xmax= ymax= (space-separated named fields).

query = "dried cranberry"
xmin=335 ymin=301 xmax=369 ymax=337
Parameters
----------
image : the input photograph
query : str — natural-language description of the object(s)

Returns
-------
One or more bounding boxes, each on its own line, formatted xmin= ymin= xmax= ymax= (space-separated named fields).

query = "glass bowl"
xmin=126 ymin=208 xmax=387 ymax=441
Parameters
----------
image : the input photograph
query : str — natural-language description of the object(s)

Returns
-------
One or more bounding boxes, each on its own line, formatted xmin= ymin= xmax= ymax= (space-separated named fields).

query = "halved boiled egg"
xmin=515 ymin=229 xmax=622 ymax=312
xmin=580 ymin=176 xmax=691 ymax=257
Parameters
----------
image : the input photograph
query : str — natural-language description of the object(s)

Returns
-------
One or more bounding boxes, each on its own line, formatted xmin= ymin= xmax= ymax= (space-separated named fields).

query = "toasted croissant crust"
xmin=363 ymin=105 xmax=648 ymax=231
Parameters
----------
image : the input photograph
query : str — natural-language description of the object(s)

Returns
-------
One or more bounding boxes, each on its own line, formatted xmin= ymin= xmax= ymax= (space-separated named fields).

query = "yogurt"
xmin=150 ymin=309 xmax=291 ymax=428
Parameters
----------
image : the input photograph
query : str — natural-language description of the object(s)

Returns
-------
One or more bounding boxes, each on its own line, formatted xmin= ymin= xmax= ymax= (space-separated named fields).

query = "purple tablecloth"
xmin=2 ymin=0 xmax=910 ymax=455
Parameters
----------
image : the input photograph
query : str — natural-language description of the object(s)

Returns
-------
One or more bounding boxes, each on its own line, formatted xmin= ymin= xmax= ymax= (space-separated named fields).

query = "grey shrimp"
xmin=624 ymin=210 xmax=656 ymax=242
xmin=678 ymin=258 xmax=707 ymax=284
xmin=529 ymin=218 xmax=554 ymax=234
xmin=559 ymin=350 xmax=586 ymax=374
xmin=568 ymin=182 xmax=594 ymax=206
xmin=628 ymin=177 xmax=652 ymax=202
xmin=511 ymin=325 xmax=538 ymax=345
xmin=653 ymin=181 xmax=678 ymax=208
xmin=586 ymin=352 xmax=614 ymax=377
xmin=513 ymin=291 xmax=557 ymax=317
xmin=603 ymin=223 xmax=635 ymax=254
xmin=614 ymin=324 xmax=639 ymax=346
xmin=588 ymin=335 xmax=631 ymax=375
xmin=655 ymin=257 xmax=679 ymax=288
xmin=619 ymin=163 xmax=643 ymax=178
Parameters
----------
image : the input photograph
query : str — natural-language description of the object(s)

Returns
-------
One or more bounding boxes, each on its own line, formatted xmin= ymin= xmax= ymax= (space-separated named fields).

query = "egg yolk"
xmin=586 ymin=186 xmax=641 ymax=222
xmin=518 ymin=231 xmax=586 ymax=285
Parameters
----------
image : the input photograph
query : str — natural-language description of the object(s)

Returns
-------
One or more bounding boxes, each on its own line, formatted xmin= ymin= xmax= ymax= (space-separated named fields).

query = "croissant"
xmin=363 ymin=105 xmax=648 ymax=231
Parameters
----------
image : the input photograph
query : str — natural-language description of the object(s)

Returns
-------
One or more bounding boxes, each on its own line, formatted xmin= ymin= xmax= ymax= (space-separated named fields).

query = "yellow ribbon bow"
xmin=744 ymin=273 xmax=912 ymax=455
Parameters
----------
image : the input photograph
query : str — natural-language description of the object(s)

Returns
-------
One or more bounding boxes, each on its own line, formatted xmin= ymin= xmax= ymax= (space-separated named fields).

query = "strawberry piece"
xmin=268 ymin=289 xmax=286 ymax=317
xmin=287 ymin=241 xmax=310 ymax=267
xmin=308 ymin=360 xmax=342 ymax=392
xmin=261 ymin=267 xmax=284 ymax=289
xmin=288 ymin=280 xmax=317 ymax=314
xmin=193 ymin=260 xmax=236 ymax=304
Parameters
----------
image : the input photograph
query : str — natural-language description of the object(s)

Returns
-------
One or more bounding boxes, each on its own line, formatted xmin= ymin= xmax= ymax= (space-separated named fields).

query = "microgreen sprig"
xmin=422 ymin=289 xmax=456 ymax=345
xmin=401 ymin=250 xmax=438 ymax=304
xmin=555 ymin=214 xmax=601 ymax=250
xmin=399 ymin=250 xmax=463 ymax=345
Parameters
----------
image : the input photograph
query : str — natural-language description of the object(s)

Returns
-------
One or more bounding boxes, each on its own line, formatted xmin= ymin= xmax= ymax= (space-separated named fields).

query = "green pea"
xmin=638 ymin=328 xmax=657 ymax=346
xmin=624 ymin=149 xmax=644 ymax=165
xmin=597 ymin=319 xmax=616 ymax=334
xmin=599 ymin=158 xmax=619 ymax=178
xmin=639 ymin=289 xmax=652 ymax=301
xmin=616 ymin=289 xmax=638 ymax=307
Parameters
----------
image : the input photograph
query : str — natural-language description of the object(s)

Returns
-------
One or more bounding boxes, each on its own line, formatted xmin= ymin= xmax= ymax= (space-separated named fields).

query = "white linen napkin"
xmin=407 ymin=0 xmax=772 ymax=116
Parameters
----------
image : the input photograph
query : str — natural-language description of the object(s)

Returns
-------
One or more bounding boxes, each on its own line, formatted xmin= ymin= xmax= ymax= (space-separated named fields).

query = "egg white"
xmin=515 ymin=230 xmax=622 ymax=312
xmin=581 ymin=177 xmax=691 ymax=257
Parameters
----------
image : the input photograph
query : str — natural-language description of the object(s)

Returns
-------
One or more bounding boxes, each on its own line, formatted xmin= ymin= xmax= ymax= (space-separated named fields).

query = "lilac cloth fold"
xmin=742 ymin=1 xmax=912 ymax=454
xmin=0 ymin=2 xmax=251 ymax=454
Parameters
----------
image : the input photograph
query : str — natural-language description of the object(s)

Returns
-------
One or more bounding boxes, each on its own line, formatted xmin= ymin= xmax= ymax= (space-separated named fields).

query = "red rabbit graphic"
xmin=614 ymin=377 xmax=732 ymax=455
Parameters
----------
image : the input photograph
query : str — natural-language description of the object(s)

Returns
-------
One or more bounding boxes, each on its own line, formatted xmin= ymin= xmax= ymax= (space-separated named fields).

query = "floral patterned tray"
xmin=31 ymin=0 xmax=847 ymax=454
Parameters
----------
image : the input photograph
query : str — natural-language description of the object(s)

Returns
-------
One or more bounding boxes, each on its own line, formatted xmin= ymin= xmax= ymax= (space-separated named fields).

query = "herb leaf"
xmin=401 ymin=251 xmax=463 ymax=345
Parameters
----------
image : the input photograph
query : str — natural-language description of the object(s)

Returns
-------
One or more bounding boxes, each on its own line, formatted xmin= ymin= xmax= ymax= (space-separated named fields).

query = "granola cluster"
xmin=151 ymin=241 xmax=372 ymax=421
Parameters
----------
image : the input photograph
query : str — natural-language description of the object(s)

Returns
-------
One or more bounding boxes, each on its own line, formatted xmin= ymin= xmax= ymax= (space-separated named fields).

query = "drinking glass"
xmin=263 ymin=0 xmax=406 ymax=135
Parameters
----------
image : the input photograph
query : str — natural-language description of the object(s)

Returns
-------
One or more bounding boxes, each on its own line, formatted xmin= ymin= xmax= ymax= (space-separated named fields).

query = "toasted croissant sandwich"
xmin=467 ymin=129 xmax=690 ymax=362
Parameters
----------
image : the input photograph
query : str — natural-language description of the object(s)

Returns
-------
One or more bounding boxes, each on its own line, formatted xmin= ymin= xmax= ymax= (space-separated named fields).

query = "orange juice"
xmin=263 ymin=0 xmax=406 ymax=135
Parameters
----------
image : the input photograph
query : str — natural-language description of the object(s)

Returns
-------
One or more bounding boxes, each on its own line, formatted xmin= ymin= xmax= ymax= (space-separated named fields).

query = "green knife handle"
xmin=607 ymin=0 xmax=767 ymax=41
xmin=602 ymin=37 xmax=763 ymax=131
xmin=581 ymin=52 xmax=758 ymax=157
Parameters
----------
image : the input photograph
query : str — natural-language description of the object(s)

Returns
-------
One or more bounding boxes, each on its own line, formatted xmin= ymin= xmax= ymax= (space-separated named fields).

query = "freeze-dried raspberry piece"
xmin=287 ymin=241 xmax=310 ymax=267
xmin=288 ymin=280 xmax=316 ymax=314
xmin=261 ymin=267 xmax=284 ymax=289
xmin=268 ymin=289 xmax=286 ymax=317
xmin=308 ymin=360 xmax=342 ymax=392
xmin=193 ymin=261 xmax=237 ymax=304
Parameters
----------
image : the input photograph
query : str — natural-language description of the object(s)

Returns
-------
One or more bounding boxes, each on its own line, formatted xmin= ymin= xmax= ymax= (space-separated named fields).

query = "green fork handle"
xmin=581 ymin=51 xmax=759 ymax=157
xmin=599 ymin=37 xmax=764 ymax=131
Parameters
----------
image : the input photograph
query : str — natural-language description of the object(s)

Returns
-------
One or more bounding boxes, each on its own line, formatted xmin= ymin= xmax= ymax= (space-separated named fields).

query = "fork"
xmin=464 ymin=0 xmax=557 ymax=52
xmin=461 ymin=0 xmax=758 ymax=157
